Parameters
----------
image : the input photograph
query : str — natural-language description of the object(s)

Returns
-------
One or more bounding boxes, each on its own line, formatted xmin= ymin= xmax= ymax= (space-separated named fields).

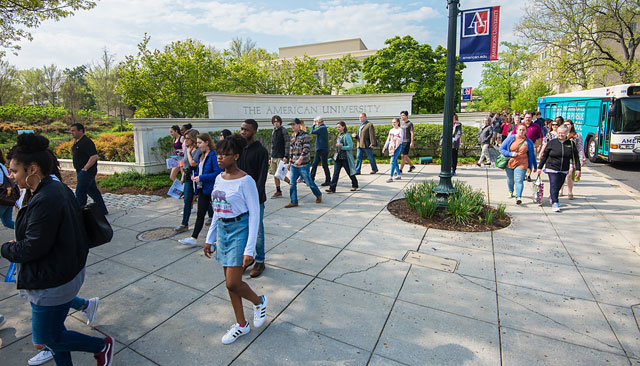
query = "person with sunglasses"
xmin=560 ymin=119 xmax=586 ymax=199
xmin=538 ymin=125 xmax=581 ymax=212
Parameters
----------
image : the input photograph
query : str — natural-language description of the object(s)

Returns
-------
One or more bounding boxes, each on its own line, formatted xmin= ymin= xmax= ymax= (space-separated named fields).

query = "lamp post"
xmin=433 ymin=0 xmax=459 ymax=206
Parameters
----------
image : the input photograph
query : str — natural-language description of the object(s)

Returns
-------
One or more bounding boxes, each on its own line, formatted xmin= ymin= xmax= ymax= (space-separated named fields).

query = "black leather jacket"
xmin=1 ymin=176 xmax=88 ymax=290
xmin=538 ymin=138 xmax=581 ymax=172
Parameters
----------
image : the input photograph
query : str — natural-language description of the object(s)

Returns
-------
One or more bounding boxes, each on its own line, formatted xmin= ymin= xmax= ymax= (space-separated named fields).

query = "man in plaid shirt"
xmin=285 ymin=118 xmax=322 ymax=208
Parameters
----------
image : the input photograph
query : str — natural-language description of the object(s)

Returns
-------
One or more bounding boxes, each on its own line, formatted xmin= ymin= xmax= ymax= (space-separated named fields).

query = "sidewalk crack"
xmin=331 ymin=259 xmax=392 ymax=282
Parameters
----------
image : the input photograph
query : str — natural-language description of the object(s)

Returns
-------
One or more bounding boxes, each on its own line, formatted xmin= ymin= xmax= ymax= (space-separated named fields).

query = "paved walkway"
xmin=1 ymin=163 xmax=639 ymax=365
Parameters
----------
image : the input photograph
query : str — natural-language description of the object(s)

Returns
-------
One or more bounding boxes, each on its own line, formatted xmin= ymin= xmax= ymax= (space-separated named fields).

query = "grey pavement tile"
xmin=498 ymin=283 xmax=623 ymax=354
xmin=0 ymin=293 xmax=33 ymax=348
xmin=501 ymin=327 xmax=630 ymax=366
xmin=264 ymin=232 xmax=288 ymax=252
xmin=95 ymin=275 xmax=203 ymax=345
xmin=581 ymin=267 xmax=640 ymax=307
xmin=0 ymin=281 xmax=17 ymax=301
xmin=141 ymin=197 xmax=184 ymax=213
xmin=108 ymin=207 xmax=165 ymax=229
xmin=130 ymin=294 xmax=263 ymax=365
xmin=114 ymin=348 xmax=158 ymax=366
xmin=85 ymin=252 xmax=106 ymax=266
xmin=494 ymin=252 xmax=593 ymax=299
xmin=264 ymin=215 xmax=313 ymax=237
xmin=491 ymin=232 xmax=574 ymax=266
xmin=89 ymin=227 xmax=143 ymax=259
xmin=374 ymin=301 xmax=500 ymax=366
xmin=600 ymin=304 xmax=640 ymax=359
xmin=210 ymin=266 xmax=313 ymax=316
xmin=316 ymin=209 xmax=381 ymax=228
xmin=365 ymin=210 xmax=427 ymax=240
xmin=559 ymin=227 xmax=634 ymax=251
xmin=266 ymin=237 xmax=341 ymax=276
xmin=319 ymin=250 xmax=410 ymax=297
xmin=346 ymin=228 xmax=421 ymax=261
xmin=398 ymin=266 xmax=497 ymax=324
xmin=419 ymin=242 xmax=496 ymax=281
xmin=127 ymin=213 xmax=187 ymax=233
xmin=234 ymin=320 xmax=371 ymax=365
xmin=79 ymin=259 xmax=148 ymax=299
xmin=424 ymin=229 xmax=492 ymax=251
xmin=154 ymin=250 xmax=226 ymax=292
xmin=279 ymin=278 xmax=395 ymax=351
xmin=368 ymin=355 xmax=410 ymax=366
xmin=274 ymin=203 xmax=333 ymax=221
xmin=291 ymin=220 xmax=363 ymax=249
xmin=109 ymin=238 xmax=199 ymax=273
xmin=566 ymin=242 xmax=640 ymax=276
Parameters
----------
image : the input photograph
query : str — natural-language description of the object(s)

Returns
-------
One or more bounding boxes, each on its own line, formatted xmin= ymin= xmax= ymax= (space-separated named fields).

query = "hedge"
xmin=55 ymin=132 xmax=135 ymax=162
xmin=0 ymin=105 xmax=67 ymax=124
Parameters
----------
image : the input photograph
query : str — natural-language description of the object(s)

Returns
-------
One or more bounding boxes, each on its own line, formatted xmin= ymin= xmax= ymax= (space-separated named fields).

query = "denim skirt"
xmin=216 ymin=214 xmax=249 ymax=267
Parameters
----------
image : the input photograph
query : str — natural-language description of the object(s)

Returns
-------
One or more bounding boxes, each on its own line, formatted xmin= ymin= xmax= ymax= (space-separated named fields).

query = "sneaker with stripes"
xmin=253 ymin=295 xmax=268 ymax=328
xmin=221 ymin=323 xmax=250 ymax=344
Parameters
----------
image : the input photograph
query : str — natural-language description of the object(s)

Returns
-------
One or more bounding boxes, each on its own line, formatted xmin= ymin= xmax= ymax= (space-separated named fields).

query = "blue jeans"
xmin=355 ymin=148 xmax=378 ymax=173
xmin=181 ymin=181 xmax=194 ymax=226
xmin=505 ymin=167 xmax=527 ymax=198
xmin=0 ymin=205 xmax=14 ymax=229
xmin=390 ymin=147 xmax=402 ymax=177
xmin=31 ymin=300 xmax=104 ymax=366
xmin=255 ymin=203 xmax=265 ymax=263
xmin=547 ymin=172 xmax=568 ymax=204
xmin=75 ymin=171 xmax=108 ymax=215
xmin=289 ymin=164 xmax=322 ymax=204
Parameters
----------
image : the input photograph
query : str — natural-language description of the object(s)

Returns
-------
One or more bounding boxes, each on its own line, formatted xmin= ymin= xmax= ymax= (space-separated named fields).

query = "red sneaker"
xmin=94 ymin=336 xmax=114 ymax=366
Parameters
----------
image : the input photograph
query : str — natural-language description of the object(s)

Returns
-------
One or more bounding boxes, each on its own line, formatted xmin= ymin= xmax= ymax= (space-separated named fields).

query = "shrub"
xmin=55 ymin=131 xmax=135 ymax=162
xmin=0 ymin=105 xmax=67 ymax=124
xmin=97 ymin=171 xmax=170 ymax=190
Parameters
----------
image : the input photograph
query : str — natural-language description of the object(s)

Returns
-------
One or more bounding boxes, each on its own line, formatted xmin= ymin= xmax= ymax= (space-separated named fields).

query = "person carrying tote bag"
xmin=499 ymin=123 xmax=537 ymax=204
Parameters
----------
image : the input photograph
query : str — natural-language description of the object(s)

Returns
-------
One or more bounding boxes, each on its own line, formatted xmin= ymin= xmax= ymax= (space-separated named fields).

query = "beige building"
xmin=273 ymin=38 xmax=378 ymax=92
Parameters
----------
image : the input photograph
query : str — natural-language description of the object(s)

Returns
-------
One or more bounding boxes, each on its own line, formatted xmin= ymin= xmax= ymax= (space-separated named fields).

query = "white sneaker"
xmin=386 ymin=178 xmax=393 ymax=183
xmin=179 ymin=237 xmax=198 ymax=246
xmin=221 ymin=323 xmax=250 ymax=344
xmin=29 ymin=350 xmax=53 ymax=366
xmin=394 ymin=175 xmax=402 ymax=180
xmin=253 ymin=296 xmax=268 ymax=328
xmin=179 ymin=208 xmax=196 ymax=215
xmin=81 ymin=297 xmax=99 ymax=326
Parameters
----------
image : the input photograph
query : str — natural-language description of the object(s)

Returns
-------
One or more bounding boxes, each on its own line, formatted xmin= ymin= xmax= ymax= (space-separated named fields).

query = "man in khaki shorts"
xmin=270 ymin=115 xmax=290 ymax=197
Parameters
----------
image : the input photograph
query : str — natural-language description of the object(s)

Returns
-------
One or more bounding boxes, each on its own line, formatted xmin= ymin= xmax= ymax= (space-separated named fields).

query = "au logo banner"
xmin=459 ymin=6 xmax=500 ymax=62
xmin=462 ymin=87 xmax=473 ymax=101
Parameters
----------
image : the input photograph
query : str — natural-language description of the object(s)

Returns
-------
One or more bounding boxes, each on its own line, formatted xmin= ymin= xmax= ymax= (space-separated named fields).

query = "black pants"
xmin=329 ymin=158 xmax=358 ymax=191
xmin=192 ymin=192 xmax=212 ymax=239
xmin=452 ymin=148 xmax=459 ymax=173
xmin=548 ymin=172 xmax=568 ymax=204
xmin=310 ymin=149 xmax=331 ymax=183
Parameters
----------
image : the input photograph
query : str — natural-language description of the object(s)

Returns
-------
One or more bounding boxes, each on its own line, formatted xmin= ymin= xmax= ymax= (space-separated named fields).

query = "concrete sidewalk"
xmin=1 ymin=163 xmax=639 ymax=365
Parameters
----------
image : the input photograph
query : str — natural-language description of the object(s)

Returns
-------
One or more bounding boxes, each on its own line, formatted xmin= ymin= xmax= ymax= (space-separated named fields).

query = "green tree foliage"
xmin=0 ymin=0 xmax=96 ymax=55
xmin=19 ymin=68 xmax=46 ymax=106
xmin=42 ymin=64 xmax=63 ymax=106
xmin=321 ymin=54 xmax=361 ymax=95
xmin=117 ymin=36 xmax=226 ymax=118
xmin=517 ymin=0 xmax=640 ymax=86
xmin=267 ymin=55 xmax=324 ymax=95
xmin=0 ymin=60 xmax=21 ymax=105
xmin=512 ymin=77 xmax=554 ymax=112
xmin=361 ymin=35 xmax=465 ymax=113
xmin=87 ymin=49 xmax=119 ymax=116
xmin=61 ymin=65 xmax=94 ymax=120
xmin=473 ymin=42 xmax=535 ymax=111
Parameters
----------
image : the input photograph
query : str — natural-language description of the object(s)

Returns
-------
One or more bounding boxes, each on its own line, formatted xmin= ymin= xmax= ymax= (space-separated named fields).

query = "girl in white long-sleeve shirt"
xmin=204 ymin=134 xmax=268 ymax=345
xmin=382 ymin=118 xmax=404 ymax=182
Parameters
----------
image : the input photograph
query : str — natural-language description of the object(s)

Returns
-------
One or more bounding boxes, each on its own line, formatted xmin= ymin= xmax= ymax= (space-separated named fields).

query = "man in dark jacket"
xmin=270 ymin=115 xmax=289 ymax=198
xmin=239 ymin=119 xmax=269 ymax=278
xmin=310 ymin=116 xmax=331 ymax=186
xmin=354 ymin=112 xmax=378 ymax=174
xmin=477 ymin=117 xmax=493 ymax=166
xmin=71 ymin=123 xmax=108 ymax=215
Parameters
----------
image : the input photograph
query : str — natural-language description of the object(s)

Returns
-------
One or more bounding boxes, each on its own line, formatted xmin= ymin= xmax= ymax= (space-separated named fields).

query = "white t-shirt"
xmin=205 ymin=174 xmax=260 ymax=257
xmin=383 ymin=127 xmax=404 ymax=151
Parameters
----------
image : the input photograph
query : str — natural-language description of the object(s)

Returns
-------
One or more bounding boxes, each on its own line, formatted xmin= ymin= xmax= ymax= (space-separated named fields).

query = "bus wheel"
xmin=587 ymin=137 xmax=600 ymax=163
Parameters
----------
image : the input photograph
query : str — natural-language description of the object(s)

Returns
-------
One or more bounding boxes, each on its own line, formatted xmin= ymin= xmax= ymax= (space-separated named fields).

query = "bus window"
xmin=613 ymin=99 xmax=640 ymax=133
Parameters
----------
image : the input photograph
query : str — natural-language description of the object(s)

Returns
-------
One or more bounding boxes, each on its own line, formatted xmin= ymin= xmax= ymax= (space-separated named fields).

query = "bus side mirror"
xmin=609 ymin=103 xmax=616 ymax=116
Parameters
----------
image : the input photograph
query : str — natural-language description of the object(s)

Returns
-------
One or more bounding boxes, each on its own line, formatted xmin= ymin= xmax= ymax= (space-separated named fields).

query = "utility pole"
xmin=433 ymin=0 xmax=459 ymax=206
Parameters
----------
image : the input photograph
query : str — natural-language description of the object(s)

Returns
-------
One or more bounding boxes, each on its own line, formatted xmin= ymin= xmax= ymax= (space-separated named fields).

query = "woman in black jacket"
xmin=537 ymin=125 xmax=581 ymax=212
xmin=0 ymin=134 xmax=113 ymax=366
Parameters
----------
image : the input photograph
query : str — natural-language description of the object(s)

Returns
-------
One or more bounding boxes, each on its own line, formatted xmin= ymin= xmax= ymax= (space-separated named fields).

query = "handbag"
xmin=83 ymin=202 xmax=113 ymax=248
xmin=332 ymin=152 xmax=339 ymax=161
xmin=274 ymin=160 xmax=289 ymax=181
xmin=496 ymin=140 xmax=526 ymax=169
xmin=570 ymin=140 xmax=581 ymax=182
xmin=0 ymin=172 xmax=19 ymax=207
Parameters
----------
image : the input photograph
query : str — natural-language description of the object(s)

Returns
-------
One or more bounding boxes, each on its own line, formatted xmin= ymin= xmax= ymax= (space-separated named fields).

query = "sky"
xmin=5 ymin=0 xmax=524 ymax=88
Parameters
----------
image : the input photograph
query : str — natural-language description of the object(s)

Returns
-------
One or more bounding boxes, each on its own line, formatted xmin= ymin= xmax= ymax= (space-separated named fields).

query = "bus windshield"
xmin=614 ymin=98 xmax=640 ymax=133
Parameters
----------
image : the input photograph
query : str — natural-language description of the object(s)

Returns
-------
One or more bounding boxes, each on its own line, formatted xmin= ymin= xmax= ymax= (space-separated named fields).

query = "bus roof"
xmin=543 ymin=84 xmax=639 ymax=99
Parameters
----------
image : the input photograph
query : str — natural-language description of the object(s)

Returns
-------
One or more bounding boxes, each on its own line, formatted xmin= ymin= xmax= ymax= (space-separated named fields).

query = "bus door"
xmin=598 ymin=101 xmax=612 ymax=158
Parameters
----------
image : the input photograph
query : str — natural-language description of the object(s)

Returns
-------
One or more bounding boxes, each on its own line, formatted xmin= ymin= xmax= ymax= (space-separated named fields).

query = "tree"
xmin=512 ymin=77 xmax=554 ymax=112
xmin=224 ymin=47 xmax=276 ymax=94
xmin=42 ymin=64 xmax=63 ymax=106
xmin=0 ymin=1 xmax=96 ymax=55
xmin=0 ymin=59 xmax=21 ymax=105
xmin=20 ymin=68 xmax=46 ymax=105
xmin=321 ymin=55 xmax=360 ymax=95
xmin=476 ymin=42 xmax=534 ymax=110
xmin=87 ymin=49 xmax=118 ymax=116
xmin=267 ymin=56 xmax=324 ymax=95
xmin=361 ymin=35 xmax=465 ymax=113
xmin=117 ymin=36 xmax=226 ymax=118
xmin=517 ymin=0 xmax=640 ymax=86
xmin=228 ymin=37 xmax=257 ymax=60
xmin=61 ymin=65 xmax=94 ymax=120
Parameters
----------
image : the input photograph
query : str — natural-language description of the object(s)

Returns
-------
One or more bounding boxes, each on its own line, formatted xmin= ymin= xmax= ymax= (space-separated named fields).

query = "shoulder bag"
xmin=83 ymin=203 xmax=113 ymax=248
xmin=496 ymin=140 xmax=526 ymax=169
xmin=0 ymin=172 xmax=20 ymax=207
xmin=570 ymin=140 xmax=581 ymax=182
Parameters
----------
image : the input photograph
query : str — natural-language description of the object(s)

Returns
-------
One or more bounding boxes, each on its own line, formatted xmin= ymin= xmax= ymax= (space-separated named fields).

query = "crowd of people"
xmin=0 ymin=108 xmax=587 ymax=365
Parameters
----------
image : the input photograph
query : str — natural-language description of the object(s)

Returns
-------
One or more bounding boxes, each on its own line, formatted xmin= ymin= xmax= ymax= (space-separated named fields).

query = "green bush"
xmin=97 ymin=171 xmax=170 ymax=190
xmin=0 ymin=105 xmax=67 ymax=123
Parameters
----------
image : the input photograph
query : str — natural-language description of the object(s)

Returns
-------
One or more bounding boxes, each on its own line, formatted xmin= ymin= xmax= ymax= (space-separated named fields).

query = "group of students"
xmin=488 ymin=111 xmax=585 ymax=212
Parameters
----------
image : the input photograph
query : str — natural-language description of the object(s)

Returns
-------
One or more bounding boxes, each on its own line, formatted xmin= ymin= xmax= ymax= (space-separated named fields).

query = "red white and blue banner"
xmin=459 ymin=6 xmax=500 ymax=62
xmin=462 ymin=87 xmax=473 ymax=101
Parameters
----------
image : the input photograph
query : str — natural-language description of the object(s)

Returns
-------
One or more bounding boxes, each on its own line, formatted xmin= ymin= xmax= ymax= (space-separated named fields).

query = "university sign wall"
xmin=203 ymin=92 xmax=415 ymax=120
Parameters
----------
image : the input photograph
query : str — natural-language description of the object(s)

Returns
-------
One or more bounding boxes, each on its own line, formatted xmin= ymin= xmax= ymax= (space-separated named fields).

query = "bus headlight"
xmin=618 ymin=144 xmax=635 ymax=149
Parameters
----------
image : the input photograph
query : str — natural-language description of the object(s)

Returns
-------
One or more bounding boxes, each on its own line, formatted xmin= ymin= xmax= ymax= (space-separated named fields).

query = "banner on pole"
xmin=462 ymin=87 xmax=473 ymax=101
xmin=459 ymin=6 xmax=500 ymax=62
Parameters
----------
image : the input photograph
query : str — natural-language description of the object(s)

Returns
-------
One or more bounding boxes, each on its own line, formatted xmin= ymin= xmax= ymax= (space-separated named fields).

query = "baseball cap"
xmin=288 ymin=118 xmax=302 ymax=125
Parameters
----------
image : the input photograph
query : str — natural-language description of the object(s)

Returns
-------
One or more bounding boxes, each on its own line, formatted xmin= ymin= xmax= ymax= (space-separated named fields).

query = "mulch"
xmin=60 ymin=170 xmax=170 ymax=197
xmin=387 ymin=198 xmax=511 ymax=232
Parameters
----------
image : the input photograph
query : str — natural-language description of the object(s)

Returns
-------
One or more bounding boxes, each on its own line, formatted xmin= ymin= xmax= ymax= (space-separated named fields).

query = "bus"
xmin=537 ymin=84 xmax=640 ymax=163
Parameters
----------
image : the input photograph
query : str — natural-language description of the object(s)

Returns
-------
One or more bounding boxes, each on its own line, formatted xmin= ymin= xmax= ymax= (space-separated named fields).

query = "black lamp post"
xmin=433 ymin=0 xmax=459 ymax=206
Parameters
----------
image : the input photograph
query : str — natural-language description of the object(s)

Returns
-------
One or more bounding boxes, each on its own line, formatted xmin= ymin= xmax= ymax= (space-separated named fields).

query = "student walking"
xmin=354 ymin=112 xmax=378 ymax=174
xmin=538 ymin=125 xmax=581 ymax=212
xmin=562 ymin=119 xmax=586 ymax=199
xmin=269 ymin=115 xmax=290 ymax=198
xmin=441 ymin=113 xmax=462 ymax=175
xmin=310 ymin=116 xmax=331 ymax=186
xmin=499 ymin=123 xmax=537 ymax=204
xmin=175 ymin=129 xmax=203 ymax=233
xmin=204 ymin=134 xmax=268 ymax=345
xmin=169 ymin=125 xmax=184 ymax=182
xmin=1 ymin=133 xmax=113 ymax=366
xmin=70 ymin=123 xmax=108 ymax=215
xmin=477 ymin=117 xmax=493 ymax=166
xmin=382 ymin=118 xmax=404 ymax=182
xmin=399 ymin=111 xmax=415 ymax=173
xmin=326 ymin=121 xmax=358 ymax=193
xmin=179 ymin=133 xmax=222 ymax=246
xmin=285 ymin=118 xmax=322 ymax=208
xmin=0 ymin=150 xmax=15 ymax=229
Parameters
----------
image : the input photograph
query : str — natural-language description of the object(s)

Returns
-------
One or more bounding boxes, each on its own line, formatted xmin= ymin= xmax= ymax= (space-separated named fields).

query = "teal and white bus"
xmin=537 ymin=84 xmax=640 ymax=163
